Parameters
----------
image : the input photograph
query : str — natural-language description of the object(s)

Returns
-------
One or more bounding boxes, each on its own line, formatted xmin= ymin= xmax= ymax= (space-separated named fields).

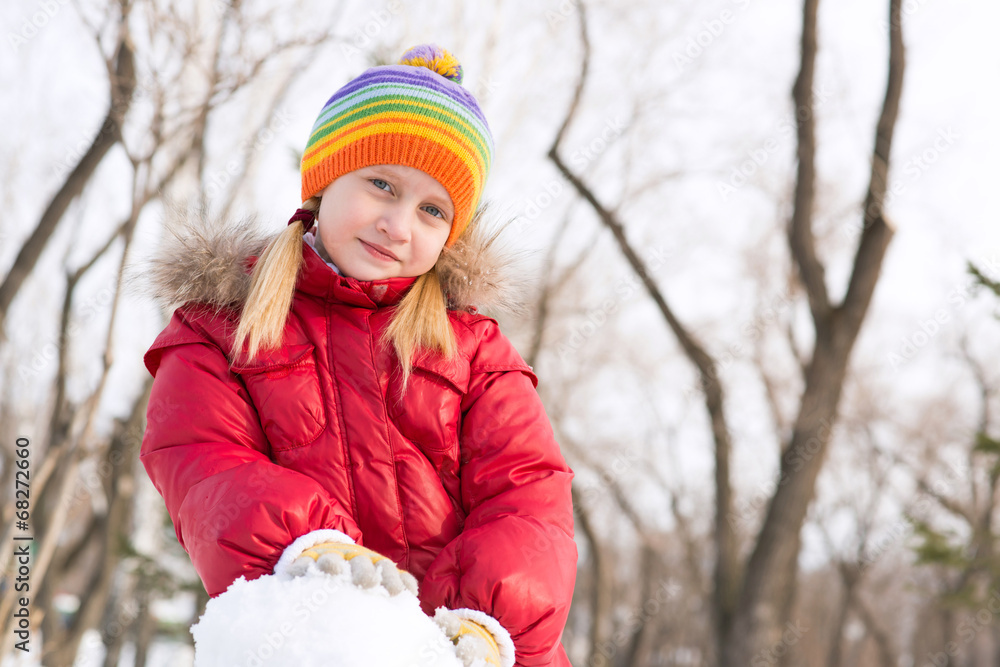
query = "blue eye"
xmin=371 ymin=179 xmax=390 ymax=191
xmin=423 ymin=205 xmax=444 ymax=219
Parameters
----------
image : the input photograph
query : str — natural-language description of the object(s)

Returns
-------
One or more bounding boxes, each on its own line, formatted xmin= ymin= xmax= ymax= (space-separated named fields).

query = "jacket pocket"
xmin=389 ymin=348 xmax=470 ymax=453
xmin=232 ymin=343 xmax=327 ymax=451
xmin=409 ymin=346 xmax=471 ymax=394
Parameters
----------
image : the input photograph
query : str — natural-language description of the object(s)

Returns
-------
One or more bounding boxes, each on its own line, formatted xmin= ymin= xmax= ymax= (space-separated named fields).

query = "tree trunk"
xmin=546 ymin=3 xmax=741 ymax=654
xmin=719 ymin=0 xmax=904 ymax=663
xmin=571 ymin=485 xmax=616 ymax=666
xmin=624 ymin=543 xmax=665 ymax=667
xmin=855 ymin=596 xmax=898 ymax=667
xmin=41 ymin=388 xmax=145 ymax=665
xmin=133 ymin=592 xmax=158 ymax=667
xmin=826 ymin=567 xmax=859 ymax=667
xmin=723 ymin=346 xmax=849 ymax=663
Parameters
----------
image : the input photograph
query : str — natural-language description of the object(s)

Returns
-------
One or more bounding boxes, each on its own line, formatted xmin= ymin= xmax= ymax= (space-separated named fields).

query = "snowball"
xmin=191 ymin=567 xmax=464 ymax=667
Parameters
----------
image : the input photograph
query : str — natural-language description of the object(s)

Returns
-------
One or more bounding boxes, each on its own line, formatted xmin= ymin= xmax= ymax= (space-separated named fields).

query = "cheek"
xmin=405 ymin=242 xmax=441 ymax=275
xmin=318 ymin=206 xmax=361 ymax=242
xmin=314 ymin=221 xmax=335 ymax=254
xmin=420 ymin=230 xmax=449 ymax=263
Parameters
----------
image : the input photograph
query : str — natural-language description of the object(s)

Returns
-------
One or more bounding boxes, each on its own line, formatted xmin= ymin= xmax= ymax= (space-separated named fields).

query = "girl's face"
xmin=314 ymin=165 xmax=454 ymax=281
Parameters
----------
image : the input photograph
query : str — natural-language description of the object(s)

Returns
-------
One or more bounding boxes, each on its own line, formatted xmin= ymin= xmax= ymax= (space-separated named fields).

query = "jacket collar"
xmin=295 ymin=241 xmax=417 ymax=308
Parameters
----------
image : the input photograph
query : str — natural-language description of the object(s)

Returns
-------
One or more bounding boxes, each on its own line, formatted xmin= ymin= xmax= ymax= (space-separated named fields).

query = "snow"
xmin=191 ymin=568 xmax=466 ymax=667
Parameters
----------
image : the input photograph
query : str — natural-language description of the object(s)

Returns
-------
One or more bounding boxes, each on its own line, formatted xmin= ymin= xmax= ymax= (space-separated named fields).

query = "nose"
xmin=375 ymin=205 xmax=412 ymax=243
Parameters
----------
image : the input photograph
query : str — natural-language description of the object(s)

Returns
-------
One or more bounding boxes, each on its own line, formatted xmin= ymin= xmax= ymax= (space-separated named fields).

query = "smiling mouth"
xmin=361 ymin=240 xmax=399 ymax=261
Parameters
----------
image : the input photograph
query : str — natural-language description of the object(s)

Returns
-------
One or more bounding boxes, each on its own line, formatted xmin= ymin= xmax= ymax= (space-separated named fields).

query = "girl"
xmin=140 ymin=45 xmax=577 ymax=667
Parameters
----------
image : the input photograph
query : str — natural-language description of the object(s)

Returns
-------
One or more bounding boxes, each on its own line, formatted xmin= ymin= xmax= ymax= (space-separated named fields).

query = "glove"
xmin=275 ymin=530 xmax=418 ymax=597
xmin=434 ymin=607 xmax=516 ymax=667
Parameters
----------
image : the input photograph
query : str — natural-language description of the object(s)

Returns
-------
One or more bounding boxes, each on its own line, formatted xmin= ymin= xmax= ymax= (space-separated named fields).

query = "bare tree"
xmin=812 ymin=428 xmax=901 ymax=667
xmin=0 ymin=0 xmax=337 ymax=662
xmin=546 ymin=0 xmax=905 ymax=664
xmin=0 ymin=0 xmax=136 ymax=332
xmin=901 ymin=334 xmax=1000 ymax=666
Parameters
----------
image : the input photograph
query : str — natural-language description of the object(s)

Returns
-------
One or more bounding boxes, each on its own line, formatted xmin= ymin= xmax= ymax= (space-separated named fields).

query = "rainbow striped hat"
xmin=301 ymin=44 xmax=493 ymax=247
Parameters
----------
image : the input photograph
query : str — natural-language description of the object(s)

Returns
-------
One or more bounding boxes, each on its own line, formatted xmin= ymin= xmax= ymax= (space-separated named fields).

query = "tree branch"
xmin=722 ymin=2 xmax=904 ymax=663
xmin=836 ymin=0 xmax=904 ymax=341
xmin=787 ymin=0 xmax=831 ymax=328
xmin=0 ymin=7 xmax=136 ymax=330
xmin=548 ymin=0 xmax=739 ymax=642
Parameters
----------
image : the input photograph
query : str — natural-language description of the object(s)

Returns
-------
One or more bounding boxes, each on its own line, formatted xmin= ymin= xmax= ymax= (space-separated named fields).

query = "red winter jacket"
xmin=139 ymin=219 xmax=577 ymax=666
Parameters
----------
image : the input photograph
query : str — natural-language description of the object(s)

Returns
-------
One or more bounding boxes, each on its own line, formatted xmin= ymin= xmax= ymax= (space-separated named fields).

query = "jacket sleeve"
xmin=139 ymin=306 xmax=361 ymax=596
xmin=420 ymin=317 xmax=577 ymax=667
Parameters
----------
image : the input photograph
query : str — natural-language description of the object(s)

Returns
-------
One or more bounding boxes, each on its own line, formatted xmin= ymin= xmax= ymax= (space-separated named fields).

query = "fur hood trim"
xmin=137 ymin=204 xmax=531 ymax=316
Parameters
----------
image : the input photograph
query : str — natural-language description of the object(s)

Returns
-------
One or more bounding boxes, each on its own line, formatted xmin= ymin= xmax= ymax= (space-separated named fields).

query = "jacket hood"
xmin=138 ymin=204 xmax=531 ymax=316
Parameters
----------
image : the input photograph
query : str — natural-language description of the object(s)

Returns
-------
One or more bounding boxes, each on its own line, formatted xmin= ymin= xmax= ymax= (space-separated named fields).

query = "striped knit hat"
xmin=300 ymin=44 xmax=493 ymax=247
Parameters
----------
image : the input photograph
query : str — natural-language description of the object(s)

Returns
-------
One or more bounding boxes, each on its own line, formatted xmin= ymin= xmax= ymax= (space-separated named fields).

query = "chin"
xmin=352 ymin=268 xmax=401 ymax=281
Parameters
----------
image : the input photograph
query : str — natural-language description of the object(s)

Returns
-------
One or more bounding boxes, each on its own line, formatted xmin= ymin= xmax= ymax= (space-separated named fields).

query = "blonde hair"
xmin=232 ymin=198 xmax=457 ymax=390
xmin=381 ymin=265 xmax=457 ymax=390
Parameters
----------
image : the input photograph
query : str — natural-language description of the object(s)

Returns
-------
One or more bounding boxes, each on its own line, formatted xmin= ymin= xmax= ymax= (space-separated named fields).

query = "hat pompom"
xmin=398 ymin=44 xmax=463 ymax=85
